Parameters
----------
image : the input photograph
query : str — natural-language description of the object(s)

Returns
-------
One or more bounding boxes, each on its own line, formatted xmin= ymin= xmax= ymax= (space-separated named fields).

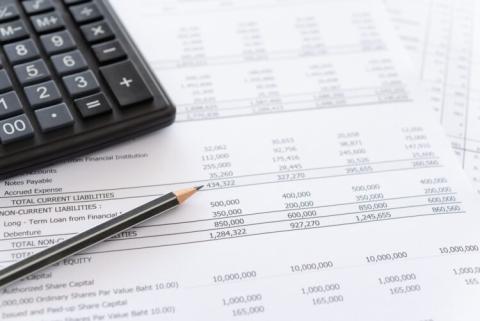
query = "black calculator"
xmin=0 ymin=0 xmax=176 ymax=179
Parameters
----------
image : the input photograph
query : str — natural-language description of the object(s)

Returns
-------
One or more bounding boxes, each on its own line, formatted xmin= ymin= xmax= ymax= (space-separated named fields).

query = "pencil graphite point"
xmin=175 ymin=186 xmax=202 ymax=204
xmin=196 ymin=185 xmax=204 ymax=191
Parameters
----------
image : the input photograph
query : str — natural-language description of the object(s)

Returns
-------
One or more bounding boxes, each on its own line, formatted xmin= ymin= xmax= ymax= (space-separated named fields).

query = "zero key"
xmin=100 ymin=61 xmax=152 ymax=107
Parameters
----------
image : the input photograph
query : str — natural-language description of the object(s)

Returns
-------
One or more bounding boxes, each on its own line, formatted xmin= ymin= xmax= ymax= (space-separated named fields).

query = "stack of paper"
xmin=1 ymin=0 xmax=480 ymax=320
xmin=387 ymin=0 xmax=480 ymax=192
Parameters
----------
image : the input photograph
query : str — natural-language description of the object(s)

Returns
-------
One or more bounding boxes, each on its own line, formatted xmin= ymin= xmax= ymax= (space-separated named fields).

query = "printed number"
xmin=26 ymin=64 xmax=39 ymax=77
xmin=51 ymin=35 xmax=64 ymax=47
xmin=37 ymin=86 xmax=50 ymax=99
xmin=0 ymin=98 xmax=7 ymax=110
xmin=3 ymin=119 xmax=26 ymax=135
xmin=16 ymin=44 xmax=28 ymax=56
xmin=75 ymin=76 xmax=88 ymax=88
xmin=63 ymin=55 xmax=75 ymax=67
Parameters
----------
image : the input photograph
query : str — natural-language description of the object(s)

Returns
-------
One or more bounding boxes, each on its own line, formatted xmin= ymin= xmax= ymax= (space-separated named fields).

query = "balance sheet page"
xmin=386 ymin=0 xmax=480 ymax=193
xmin=2 ymin=0 xmax=480 ymax=320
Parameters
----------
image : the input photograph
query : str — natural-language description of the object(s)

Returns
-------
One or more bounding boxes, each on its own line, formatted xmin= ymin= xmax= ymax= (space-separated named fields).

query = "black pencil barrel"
xmin=0 ymin=193 xmax=178 ymax=290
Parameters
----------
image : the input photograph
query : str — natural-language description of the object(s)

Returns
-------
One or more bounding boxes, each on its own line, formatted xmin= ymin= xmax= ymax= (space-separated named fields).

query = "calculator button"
xmin=75 ymin=93 xmax=111 ymax=118
xmin=0 ymin=70 xmax=12 ymax=93
xmin=4 ymin=39 xmax=40 ymax=64
xmin=0 ymin=114 xmax=34 ymax=144
xmin=35 ymin=103 xmax=74 ymax=132
xmin=70 ymin=3 xmax=103 ymax=24
xmin=24 ymin=80 xmax=62 ymax=109
xmin=92 ymin=40 xmax=126 ymax=64
xmin=31 ymin=12 xmax=65 ymax=34
xmin=81 ymin=21 xmax=114 ymax=43
xmin=0 ymin=4 xmax=19 ymax=23
xmin=63 ymin=70 xmax=100 ymax=98
xmin=14 ymin=59 xmax=50 ymax=85
xmin=100 ymin=61 xmax=153 ymax=107
xmin=40 ymin=30 xmax=76 ymax=55
xmin=23 ymin=0 xmax=55 ymax=15
xmin=0 ymin=20 xmax=28 ymax=43
xmin=52 ymin=50 xmax=87 ymax=75
xmin=63 ymin=0 xmax=88 ymax=5
xmin=0 ymin=92 xmax=23 ymax=119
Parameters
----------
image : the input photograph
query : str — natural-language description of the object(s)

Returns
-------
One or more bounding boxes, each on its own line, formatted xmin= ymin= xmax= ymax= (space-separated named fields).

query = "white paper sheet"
xmin=1 ymin=1 xmax=480 ymax=320
xmin=386 ymin=0 xmax=480 ymax=193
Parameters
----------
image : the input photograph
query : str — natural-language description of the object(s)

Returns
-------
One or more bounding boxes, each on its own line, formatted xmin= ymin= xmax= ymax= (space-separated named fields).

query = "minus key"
xmin=92 ymin=40 xmax=127 ymax=64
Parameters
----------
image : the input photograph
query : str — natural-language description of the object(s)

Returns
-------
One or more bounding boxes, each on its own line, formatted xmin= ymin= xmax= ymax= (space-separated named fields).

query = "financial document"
xmin=2 ymin=0 xmax=480 ymax=320
xmin=386 ymin=0 xmax=480 ymax=193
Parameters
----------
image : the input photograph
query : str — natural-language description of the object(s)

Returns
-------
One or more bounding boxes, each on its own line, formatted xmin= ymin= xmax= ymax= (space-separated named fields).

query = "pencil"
xmin=0 ymin=186 xmax=204 ymax=290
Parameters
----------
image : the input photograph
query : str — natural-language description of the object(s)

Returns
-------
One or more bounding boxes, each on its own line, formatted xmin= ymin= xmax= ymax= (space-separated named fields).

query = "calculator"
xmin=0 ymin=0 xmax=176 ymax=179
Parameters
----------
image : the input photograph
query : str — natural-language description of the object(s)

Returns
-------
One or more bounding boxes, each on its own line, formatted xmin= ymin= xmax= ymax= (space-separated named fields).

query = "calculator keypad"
xmin=0 ymin=70 xmax=12 ymax=92
xmin=0 ymin=20 xmax=29 ymax=43
xmin=34 ymin=102 xmax=73 ymax=132
xmin=14 ymin=59 xmax=51 ymax=85
xmin=40 ymin=30 xmax=76 ymax=54
xmin=22 ymin=0 xmax=55 ymax=15
xmin=0 ymin=0 xmax=175 ymax=179
xmin=51 ymin=50 xmax=87 ymax=75
xmin=24 ymin=80 xmax=62 ymax=109
xmin=4 ymin=39 xmax=40 ymax=64
xmin=70 ymin=3 xmax=103 ymax=24
xmin=81 ymin=21 xmax=114 ymax=43
xmin=0 ymin=114 xmax=34 ymax=143
xmin=75 ymin=92 xmax=111 ymax=118
xmin=63 ymin=70 xmax=99 ymax=97
xmin=100 ymin=61 xmax=152 ymax=107
xmin=0 ymin=91 xmax=23 ymax=118
xmin=92 ymin=40 xmax=126 ymax=64
xmin=30 ymin=11 xmax=65 ymax=33
xmin=0 ymin=4 xmax=19 ymax=22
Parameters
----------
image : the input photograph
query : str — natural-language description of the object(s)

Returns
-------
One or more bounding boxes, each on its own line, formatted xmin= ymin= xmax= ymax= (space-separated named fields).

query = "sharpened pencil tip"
xmin=175 ymin=186 xmax=203 ymax=204
xmin=196 ymin=185 xmax=204 ymax=191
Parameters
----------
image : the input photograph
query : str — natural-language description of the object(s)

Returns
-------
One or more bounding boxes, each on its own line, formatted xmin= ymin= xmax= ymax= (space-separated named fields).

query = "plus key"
xmin=100 ymin=61 xmax=152 ymax=107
